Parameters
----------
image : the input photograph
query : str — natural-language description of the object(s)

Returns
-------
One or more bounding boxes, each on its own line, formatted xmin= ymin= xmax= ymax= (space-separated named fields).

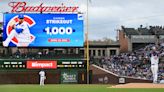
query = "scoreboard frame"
xmin=0 ymin=59 xmax=87 ymax=70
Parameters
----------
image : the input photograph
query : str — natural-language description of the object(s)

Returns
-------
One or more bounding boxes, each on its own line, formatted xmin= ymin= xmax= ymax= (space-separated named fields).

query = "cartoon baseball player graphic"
xmin=3 ymin=15 xmax=35 ymax=47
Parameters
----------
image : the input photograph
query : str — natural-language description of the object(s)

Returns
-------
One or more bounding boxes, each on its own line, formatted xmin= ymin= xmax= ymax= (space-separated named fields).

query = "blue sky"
xmin=1 ymin=0 xmax=164 ymax=40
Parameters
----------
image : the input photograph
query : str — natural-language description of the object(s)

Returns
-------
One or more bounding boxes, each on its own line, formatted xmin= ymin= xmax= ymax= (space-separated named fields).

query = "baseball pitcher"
xmin=3 ymin=15 xmax=35 ymax=47
xmin=149 ymin=46 xmax=159 ymax=83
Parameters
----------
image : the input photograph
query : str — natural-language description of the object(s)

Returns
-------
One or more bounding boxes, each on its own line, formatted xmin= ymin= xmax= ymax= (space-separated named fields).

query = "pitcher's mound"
xmin=110 ymin=83 xmax=164 ymax=88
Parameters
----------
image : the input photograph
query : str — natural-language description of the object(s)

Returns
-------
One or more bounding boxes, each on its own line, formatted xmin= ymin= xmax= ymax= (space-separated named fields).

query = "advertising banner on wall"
xmin=27 ymin=60 xmax=57 ymax=69
xmin=61 ymin=70 xmax=78 ymax=84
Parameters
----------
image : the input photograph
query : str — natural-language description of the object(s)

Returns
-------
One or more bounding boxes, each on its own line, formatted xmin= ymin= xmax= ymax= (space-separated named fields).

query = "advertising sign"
xmin=27 ymin=60 xmax=57 ymax=69
xmin=3 ymin=13 xmax=84 ymax=47
xmin=8 ymin=2 xmax=79 ymax=13
xmin=61 ymin=70 xmax=78 ymax=83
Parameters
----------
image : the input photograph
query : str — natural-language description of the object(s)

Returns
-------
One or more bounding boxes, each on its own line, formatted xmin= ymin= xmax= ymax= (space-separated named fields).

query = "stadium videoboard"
xmin=3 ymin=13 xmax=84 ymax=47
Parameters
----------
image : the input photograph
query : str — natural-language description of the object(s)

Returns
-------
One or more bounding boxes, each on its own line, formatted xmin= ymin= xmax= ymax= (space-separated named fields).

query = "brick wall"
xmin=90 ymin=65 xmax=152 ymax=84
xmin=119 ymin=30 xmax=129 ymax=53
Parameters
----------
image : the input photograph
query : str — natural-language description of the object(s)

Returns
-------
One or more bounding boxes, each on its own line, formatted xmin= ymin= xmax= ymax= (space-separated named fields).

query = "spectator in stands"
xmin=93 ymin=42 xmax=163 ymax=81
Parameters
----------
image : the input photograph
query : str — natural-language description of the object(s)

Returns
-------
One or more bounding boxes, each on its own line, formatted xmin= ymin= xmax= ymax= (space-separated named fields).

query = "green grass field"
xmin=0 ymin=84 xmax=163 ymax=92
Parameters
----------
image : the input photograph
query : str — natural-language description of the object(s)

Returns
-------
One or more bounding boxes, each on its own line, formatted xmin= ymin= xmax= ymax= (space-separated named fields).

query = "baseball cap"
xmin=18 ymin=15 xmax=24 ymax=19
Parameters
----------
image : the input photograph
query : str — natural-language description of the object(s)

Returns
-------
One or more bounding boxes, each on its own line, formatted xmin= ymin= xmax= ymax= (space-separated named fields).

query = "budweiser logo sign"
xmin=27 ymin=60 xmax=57 ymax=69
xmin=8 ymin=2 xmax=79 ymax=13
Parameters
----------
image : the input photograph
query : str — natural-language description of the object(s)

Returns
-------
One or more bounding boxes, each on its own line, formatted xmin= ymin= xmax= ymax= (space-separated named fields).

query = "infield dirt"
xmin=110 ymin=83 xmax=164 ymax=88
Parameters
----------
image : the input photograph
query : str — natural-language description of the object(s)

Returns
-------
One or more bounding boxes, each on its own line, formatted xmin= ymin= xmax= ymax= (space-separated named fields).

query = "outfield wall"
xmin=90 ymin=64 xmax=152 ymax=84
xmin=0 ymin=70 xmax=60 ymax=84
xmin=0 ymin=70 xmax=87 ymax=84
xmin=0 ymin=59 xmax=87 ymax=84
xmin=0 ymin=64 xmax=152 ymax=84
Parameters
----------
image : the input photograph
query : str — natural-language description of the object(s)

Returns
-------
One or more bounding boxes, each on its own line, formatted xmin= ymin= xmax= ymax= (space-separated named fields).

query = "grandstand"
xmin=138 ymin=28 xmax=152 ymax=35
xmin=89 ymin=25 xmax=164 ymax=84
xmin=119 ymin=25 xmax=164 ymax=52
xmin=92 ymin=43 xmax=164 ymax=82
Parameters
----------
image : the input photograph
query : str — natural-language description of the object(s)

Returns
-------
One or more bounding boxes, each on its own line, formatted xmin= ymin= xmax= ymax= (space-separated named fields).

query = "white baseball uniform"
xmin=150 ymin=51 xmax=159 ymax=83
xmin=39 ymin=70 xmax=46 ymax=86
xmin=3 ymin=22 xmax=34 ymax=46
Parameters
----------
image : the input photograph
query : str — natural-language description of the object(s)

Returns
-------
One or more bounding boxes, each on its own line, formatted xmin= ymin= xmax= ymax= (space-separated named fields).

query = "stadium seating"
xmin=124 ymin=28 xmax=140 ymax=36
xmin=138 ymin=28 xmax=152 ymax=35
xmin=92 ymin=43 xmax=164 ymax=81
xmin=123 ymin=25 xmax=164 ymax=36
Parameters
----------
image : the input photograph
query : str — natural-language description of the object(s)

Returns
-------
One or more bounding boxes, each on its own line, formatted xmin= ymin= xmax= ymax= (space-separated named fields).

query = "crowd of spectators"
xmin=0 ymin=49 xmax=83 ymax=59
xmin=92 ymin=43 xmax=164 ymax=80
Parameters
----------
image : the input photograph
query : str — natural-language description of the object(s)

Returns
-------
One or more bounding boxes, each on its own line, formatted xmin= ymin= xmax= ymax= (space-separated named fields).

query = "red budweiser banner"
xmin=27 ymin=60 xmax=57 ymax=69
xmin=8 ymin=2 xmax=79 ymax=13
